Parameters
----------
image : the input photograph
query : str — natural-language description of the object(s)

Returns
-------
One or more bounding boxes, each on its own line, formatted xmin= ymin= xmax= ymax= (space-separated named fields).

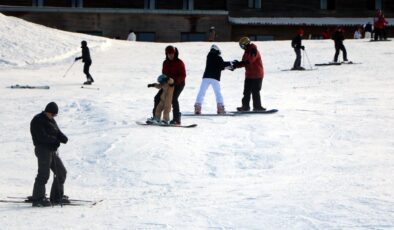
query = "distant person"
xmin=354 ymin=28 xmax=362 ymax=39
xmin=152 ymin=46 xmax=186 ymax=125
xmin=374 ymin=10 xmax=388 ymax=41
xmin=232 ymin=37 xmax=265 ymax=112
xmin=332 ymin=27 xmax=348 ymax=63
xmin=208 ymin=26 xmax=216 ymax=42
xmin=364 ymin=22 xmax=373 ymax=39
xmin=127 ymin=30 xmax=136 ymax=41
xmin=291 ymin=28 xmax=305 ymax=70
xmin=30 ymin=102 xmax=69 ymax=207
xmin=147 ymin=75 xmax=174 ymax=125
xmin=75 ymin=41 xmax=94 ymax=85
xmin=194 ymin=44 xmax=233 ymax=115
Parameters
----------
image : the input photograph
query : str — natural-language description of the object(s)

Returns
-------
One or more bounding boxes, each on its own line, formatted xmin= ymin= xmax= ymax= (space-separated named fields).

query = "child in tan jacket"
xmin=147 ymin=74 xmax=175 ymax=125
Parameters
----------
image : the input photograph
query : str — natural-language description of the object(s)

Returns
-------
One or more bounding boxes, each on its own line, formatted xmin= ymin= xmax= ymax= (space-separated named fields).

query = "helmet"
xmin=239 ymin=37 xmax=250 ymax=49
xmin=210 ymin=44 xmax=221 ymax=55
xmin=157 ymin=74 xmax=168 ymax=84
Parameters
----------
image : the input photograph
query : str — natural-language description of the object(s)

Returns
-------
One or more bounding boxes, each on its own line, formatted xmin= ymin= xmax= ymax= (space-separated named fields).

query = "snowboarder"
xmin=30 ymin=102 xmax=69 ymax=207
xmin=75 ymin=40 xmax=94 ymax=85
xmin=194 ymin=44 xmax=233 ymax=114
xmin=291 ymin=28 xmax=305 ymax=70
xmin=153 ymin=45 xmax=186 ymax=125
xmin=232 ymin=37 xmax=265 ymax=112
xmin=332 ymin=27 xmax=348 ymax=63
xmin=147 ymin=74 xmax=175 ymax=125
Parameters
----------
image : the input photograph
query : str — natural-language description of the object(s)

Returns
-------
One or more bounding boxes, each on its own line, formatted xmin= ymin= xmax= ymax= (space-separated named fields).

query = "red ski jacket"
xmin=238 ymin=43 xmax=264 ymax=79
xmin=162 ymin=59 xmax=186 ymax=86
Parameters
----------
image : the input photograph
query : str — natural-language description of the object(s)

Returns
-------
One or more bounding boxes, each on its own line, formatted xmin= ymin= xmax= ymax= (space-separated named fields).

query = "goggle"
xmin=239 ymin=44 xmax=247 ymax=49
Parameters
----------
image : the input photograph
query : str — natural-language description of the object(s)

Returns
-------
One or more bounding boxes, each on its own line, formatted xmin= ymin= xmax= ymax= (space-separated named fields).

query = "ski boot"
xmin=217 ymin=103 xmax=226 ymax=114
xmin=32 ymin=197 xmax=52 ymax=207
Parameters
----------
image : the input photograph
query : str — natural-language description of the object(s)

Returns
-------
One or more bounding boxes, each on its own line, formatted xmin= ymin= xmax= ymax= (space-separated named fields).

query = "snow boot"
xmin=194 ymin=103 xmax=201 ymax=115
xmin=253 ymin=106 xmax=266 ymax=111
xmin=32 ymin=197 xmax=52 ymax=207
xmin=217 ymin=103 xmax=226 ymax=114
xmin=146 ymin=117 xmax=160 ymax=124
xmin=236 ymin=106 xmax=250 ymax=112
xmin=170 ymin=113 xmax=181 ymax=125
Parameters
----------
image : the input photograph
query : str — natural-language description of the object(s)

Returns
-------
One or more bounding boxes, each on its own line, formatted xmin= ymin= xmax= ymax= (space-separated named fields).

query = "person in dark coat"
xmin=291 ymin=28 xmax=305 ymax=70
xmin=194 ymin=44 xmax=233 ymax=114
xmin=332 ymin=27 xmax=348 ymax=63
xmin=30 ymin=102 xmax=68 ymax=207
xmin=153 ymin=45 xmax=186 ymax=125
xmin=75 ymin=40 xmax=94 ymax=85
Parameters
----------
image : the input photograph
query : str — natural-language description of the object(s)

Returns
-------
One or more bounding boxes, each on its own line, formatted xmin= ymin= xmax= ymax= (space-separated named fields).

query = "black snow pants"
xmin=241 ymin=78 xmax=263 ymax=109
xmin=83 ymin=60 xmax=94 ymax=82
xmin=334 ymin=44 xmax=348 ymax=62
xmin=293 ymin=48 xmax=302 ymax=68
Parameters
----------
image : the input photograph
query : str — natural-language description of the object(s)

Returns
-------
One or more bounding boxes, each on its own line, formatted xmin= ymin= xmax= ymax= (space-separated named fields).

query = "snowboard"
xmin=183 ymin=112 xmax=236 ymax=117
xmin=136 ymin=121 xmax=197 ymax=128
xmin=230 ymin=109 xmax=278 ymax=114
xmin=9 ymin=84 xmax=50 ymax=89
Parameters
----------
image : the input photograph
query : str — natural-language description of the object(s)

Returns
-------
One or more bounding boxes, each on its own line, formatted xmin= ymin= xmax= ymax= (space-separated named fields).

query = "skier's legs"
xmin=195 ymin=78 xmax=211 ymax=105
xmin=293 ymin=48 xmax=301 ymax=68
xmin=334 ymin=46 xmax=340 ymax=62
xmin=83 ymin=61 xmax=94 ymax=82
xmin=340 ymin=44 xmax=348 ymax=61
xmin=210 ymin=79 xmax=224 ymax=105
xmin=32 ymin=147 xmax=53 ymax=200
xmin=50 ymin=153 xmax=67 ymax=201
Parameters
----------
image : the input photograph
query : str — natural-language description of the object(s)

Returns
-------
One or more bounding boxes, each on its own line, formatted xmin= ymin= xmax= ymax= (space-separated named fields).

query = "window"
xmin=375 ymin=0 xmax=382 ymax=10
xmin=44 ymin=0 xmax=73 ymax=7
xmin=137 ymin=32 xmax=156 ymax=42
xmin=156 ymin=0 xmax=183 ymax=10
xmin=181 ymin=32 xmax=206 ymax=42
xmin=321 ymin=0 xmax=335 ymax=10
xmin=249 ymin=35 xmax=274 ymax=41
xmin=248 ymin=0 xmax=261 ymax=9
xmin=144 ymin=0 xmax=155 ymax=9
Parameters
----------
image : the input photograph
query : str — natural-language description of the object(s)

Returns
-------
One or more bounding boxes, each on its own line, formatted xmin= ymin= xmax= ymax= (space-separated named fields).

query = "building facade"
xmin=0 ymin=0 xmax=392 ymax=41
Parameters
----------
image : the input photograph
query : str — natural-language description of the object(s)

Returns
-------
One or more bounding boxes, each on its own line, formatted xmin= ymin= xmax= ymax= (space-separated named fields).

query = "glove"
xmin=58 ymin=132 xmax=68 ymax=144
xmin=147 ymin=83 xmax=155 ymax=88
xmin=74 ymin=57 xmax=78 ymax=62
xmin=301 ymin=46 xmax=305 ymax=50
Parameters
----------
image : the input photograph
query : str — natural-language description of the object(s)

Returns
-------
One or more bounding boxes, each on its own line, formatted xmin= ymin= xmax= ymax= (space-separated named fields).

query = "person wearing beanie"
xmin=147 ymin=74 xmax=175 ymax=125
xmin=152 ymin=45 xmax=186 ymax=125
xmin=194 ymin=44 xmax=233 ymax=115
xmin=291 ymin=28 xmax=305 ymax=70
xmin=30 ymin=102 xmax=69 ymax=207
xmin=332 ymin=27 xmax=348 ymax=63
xmin=75 ymin=40 xmax=94 ymax=85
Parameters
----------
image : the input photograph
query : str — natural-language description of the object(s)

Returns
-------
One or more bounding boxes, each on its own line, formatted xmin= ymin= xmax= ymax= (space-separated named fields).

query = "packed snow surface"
xmin=0 ymin=13 xmax=393 ymax=229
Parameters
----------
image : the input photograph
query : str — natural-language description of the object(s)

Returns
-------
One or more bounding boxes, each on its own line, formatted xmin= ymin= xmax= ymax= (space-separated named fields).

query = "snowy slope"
xmin=0 ymin=14 xmax=393 ymax=229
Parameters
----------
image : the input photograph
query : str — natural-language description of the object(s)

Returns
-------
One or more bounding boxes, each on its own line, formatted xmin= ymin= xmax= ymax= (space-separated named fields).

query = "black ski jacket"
xmin=291 ymin=35 xmax=303 ymax=49
xmin=332 ymin=31 xmax=345 ymax=46
xmin=202 ymin=50 xmax=231 ymax=81
xmin=76 ymin=46 xmax=91 ymax=63
xmin=30 ymin=112 xmax=68 ymax=151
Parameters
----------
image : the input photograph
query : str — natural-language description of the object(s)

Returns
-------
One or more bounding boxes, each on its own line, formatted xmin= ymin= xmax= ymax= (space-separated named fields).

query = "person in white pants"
xmin=194 ymin=44 xmax=233 ymax=114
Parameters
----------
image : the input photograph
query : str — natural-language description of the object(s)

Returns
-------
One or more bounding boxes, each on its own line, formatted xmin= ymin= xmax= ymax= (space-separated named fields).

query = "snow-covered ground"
xmin=0 ymin=13 xmax=393 ymax=229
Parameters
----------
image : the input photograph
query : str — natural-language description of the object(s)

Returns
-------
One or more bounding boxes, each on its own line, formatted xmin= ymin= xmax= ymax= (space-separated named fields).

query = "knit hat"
xmin=44 ymin=102 xmax=58 ymax=115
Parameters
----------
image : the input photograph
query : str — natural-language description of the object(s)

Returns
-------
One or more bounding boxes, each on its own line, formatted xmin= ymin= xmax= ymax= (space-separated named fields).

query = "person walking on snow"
xmin=153 ymin=46 xmax=186 ymax=125
xmin=291 ymin=28 xmax=305 ymax=70
xmin=194 ymin=44 xmax=233 ymax=114
xmin=147 ymin=75 xmax=175 ymax=125
xmin=30 ymin=102 xmax=69 ymax=207
xmin=332 ymin=27 xmax=348 ymax=63
xmin=232 ymin=37 xmax=265 ymax=112
xmin=75 ymin=40 xmax=94 ymax=85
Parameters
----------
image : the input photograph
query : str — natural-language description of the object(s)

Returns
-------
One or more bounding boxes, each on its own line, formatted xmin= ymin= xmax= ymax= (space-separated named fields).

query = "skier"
xmin=30 ymin=102 xmax=69 ymax=207
xmin=75 ymin=40 xmax=94 ymax=85
xmin=153 ymin=45 xmax=186 ymax=125
xmin=232 ymin=37 xmax=265 ymax=112
xmin=147 ymin=75 xmax=175 ymax=125
xmin=332 ymin=27 xmax=348 ymax=63
xmin=291 ymin=28 xmax=305 ymax=70
xmin=127 ymin=30 xmax=136 ymax=41
xmin=194 ymin=44 xmax=233 ymax=114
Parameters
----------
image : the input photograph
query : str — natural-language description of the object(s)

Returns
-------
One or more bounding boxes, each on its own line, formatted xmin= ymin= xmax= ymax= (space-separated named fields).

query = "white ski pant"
xmin=195 ymin=78 xmax=224 ymax=105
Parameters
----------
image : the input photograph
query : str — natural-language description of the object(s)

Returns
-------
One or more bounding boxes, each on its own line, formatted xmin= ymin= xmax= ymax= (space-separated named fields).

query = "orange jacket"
xmin=238 ymin=43 xmax=264 ymax=79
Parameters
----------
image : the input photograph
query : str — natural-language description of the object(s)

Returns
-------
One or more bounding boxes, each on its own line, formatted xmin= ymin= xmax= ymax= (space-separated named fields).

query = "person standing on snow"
xmin=75 ymin=40 xmax=94 ymax=85
xmin=332 ymin=27 xmax=348 ymax=63
xmin=194 ymin=44 xmax=233 ymax=114
xmin=30 ymin=102 xmax=69 ymax=207
xmin=153 ymin=45 xmax=186 ymax=125
xmin=291 ymin=28 xmax=305 ymax=70
xmin=374 ymin=10 xmax=388 ymax=41
xmin=127 ymin=30 xmax=136 ymax=41
xmin=232 ymin=37 xmax=265 ymax=112
xmin=147 ymin=74 xmax=175 ymax=125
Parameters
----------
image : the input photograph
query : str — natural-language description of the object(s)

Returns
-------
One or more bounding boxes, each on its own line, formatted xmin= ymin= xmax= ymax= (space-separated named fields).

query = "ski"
xmin=281 ymin=68 xmax=317 ymax=71
xmin=230 ymin=109 xmax=278 ymax=114
xmin=136 ymin=121 xmax=197 ymax=128
xmin=9 ymin=84 xmax=50 ymax=89
xmin=81 ymin=86 xmax=100 ymax=90
xmin=0 ymin=199 xmax=103 ymax=206
xmin=315 ymin=62 xmax=341 ymax=66
xmin=7 ymin=196 xmax=95 ymax=203
xmin=369 ymin=39 xmax=391 ymax=42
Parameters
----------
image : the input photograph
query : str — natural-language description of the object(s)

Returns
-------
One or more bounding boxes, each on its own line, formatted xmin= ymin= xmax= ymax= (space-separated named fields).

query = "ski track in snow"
xmin=0 ymin=13 xmax=394 ymax=229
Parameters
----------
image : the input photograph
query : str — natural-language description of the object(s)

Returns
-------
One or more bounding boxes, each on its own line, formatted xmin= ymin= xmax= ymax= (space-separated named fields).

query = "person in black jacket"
xmin=30 ymin=102 xmax=68 ymax=207
xmin=75 ymin=40 xmax=94 ymax=85
xmin=291 ymin=28 xmax=305 ymax=70
xmin=332 ymin=27 xmax=348 ymax=63
xmin=194 ymin=44 xmax=233 ymax=114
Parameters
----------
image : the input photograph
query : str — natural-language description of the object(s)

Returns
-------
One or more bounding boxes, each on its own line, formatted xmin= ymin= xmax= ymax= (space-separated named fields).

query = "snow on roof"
xmin=229 ymin=17 xmax=393 ymax=26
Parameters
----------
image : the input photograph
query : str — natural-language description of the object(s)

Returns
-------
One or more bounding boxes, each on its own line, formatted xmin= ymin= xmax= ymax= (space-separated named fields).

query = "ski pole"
xmin=303 ymin=49 xmax=313 ymax=70
xmin=62 ymin=61 xmax=75 ymax=78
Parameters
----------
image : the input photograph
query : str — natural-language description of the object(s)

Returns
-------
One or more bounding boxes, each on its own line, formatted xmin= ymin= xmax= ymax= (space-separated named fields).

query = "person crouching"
xmin=147 ymin=75 xmax=175 ymax=125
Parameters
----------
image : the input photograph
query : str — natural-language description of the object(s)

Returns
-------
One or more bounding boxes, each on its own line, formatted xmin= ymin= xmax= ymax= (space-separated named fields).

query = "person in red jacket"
xmin=233 ymin=37 xmax=265 ymax=111
xmin=374 ymin=10 xmax=388 ymax=41
xmin=153 ymin=45 xmax=186 ymax=124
